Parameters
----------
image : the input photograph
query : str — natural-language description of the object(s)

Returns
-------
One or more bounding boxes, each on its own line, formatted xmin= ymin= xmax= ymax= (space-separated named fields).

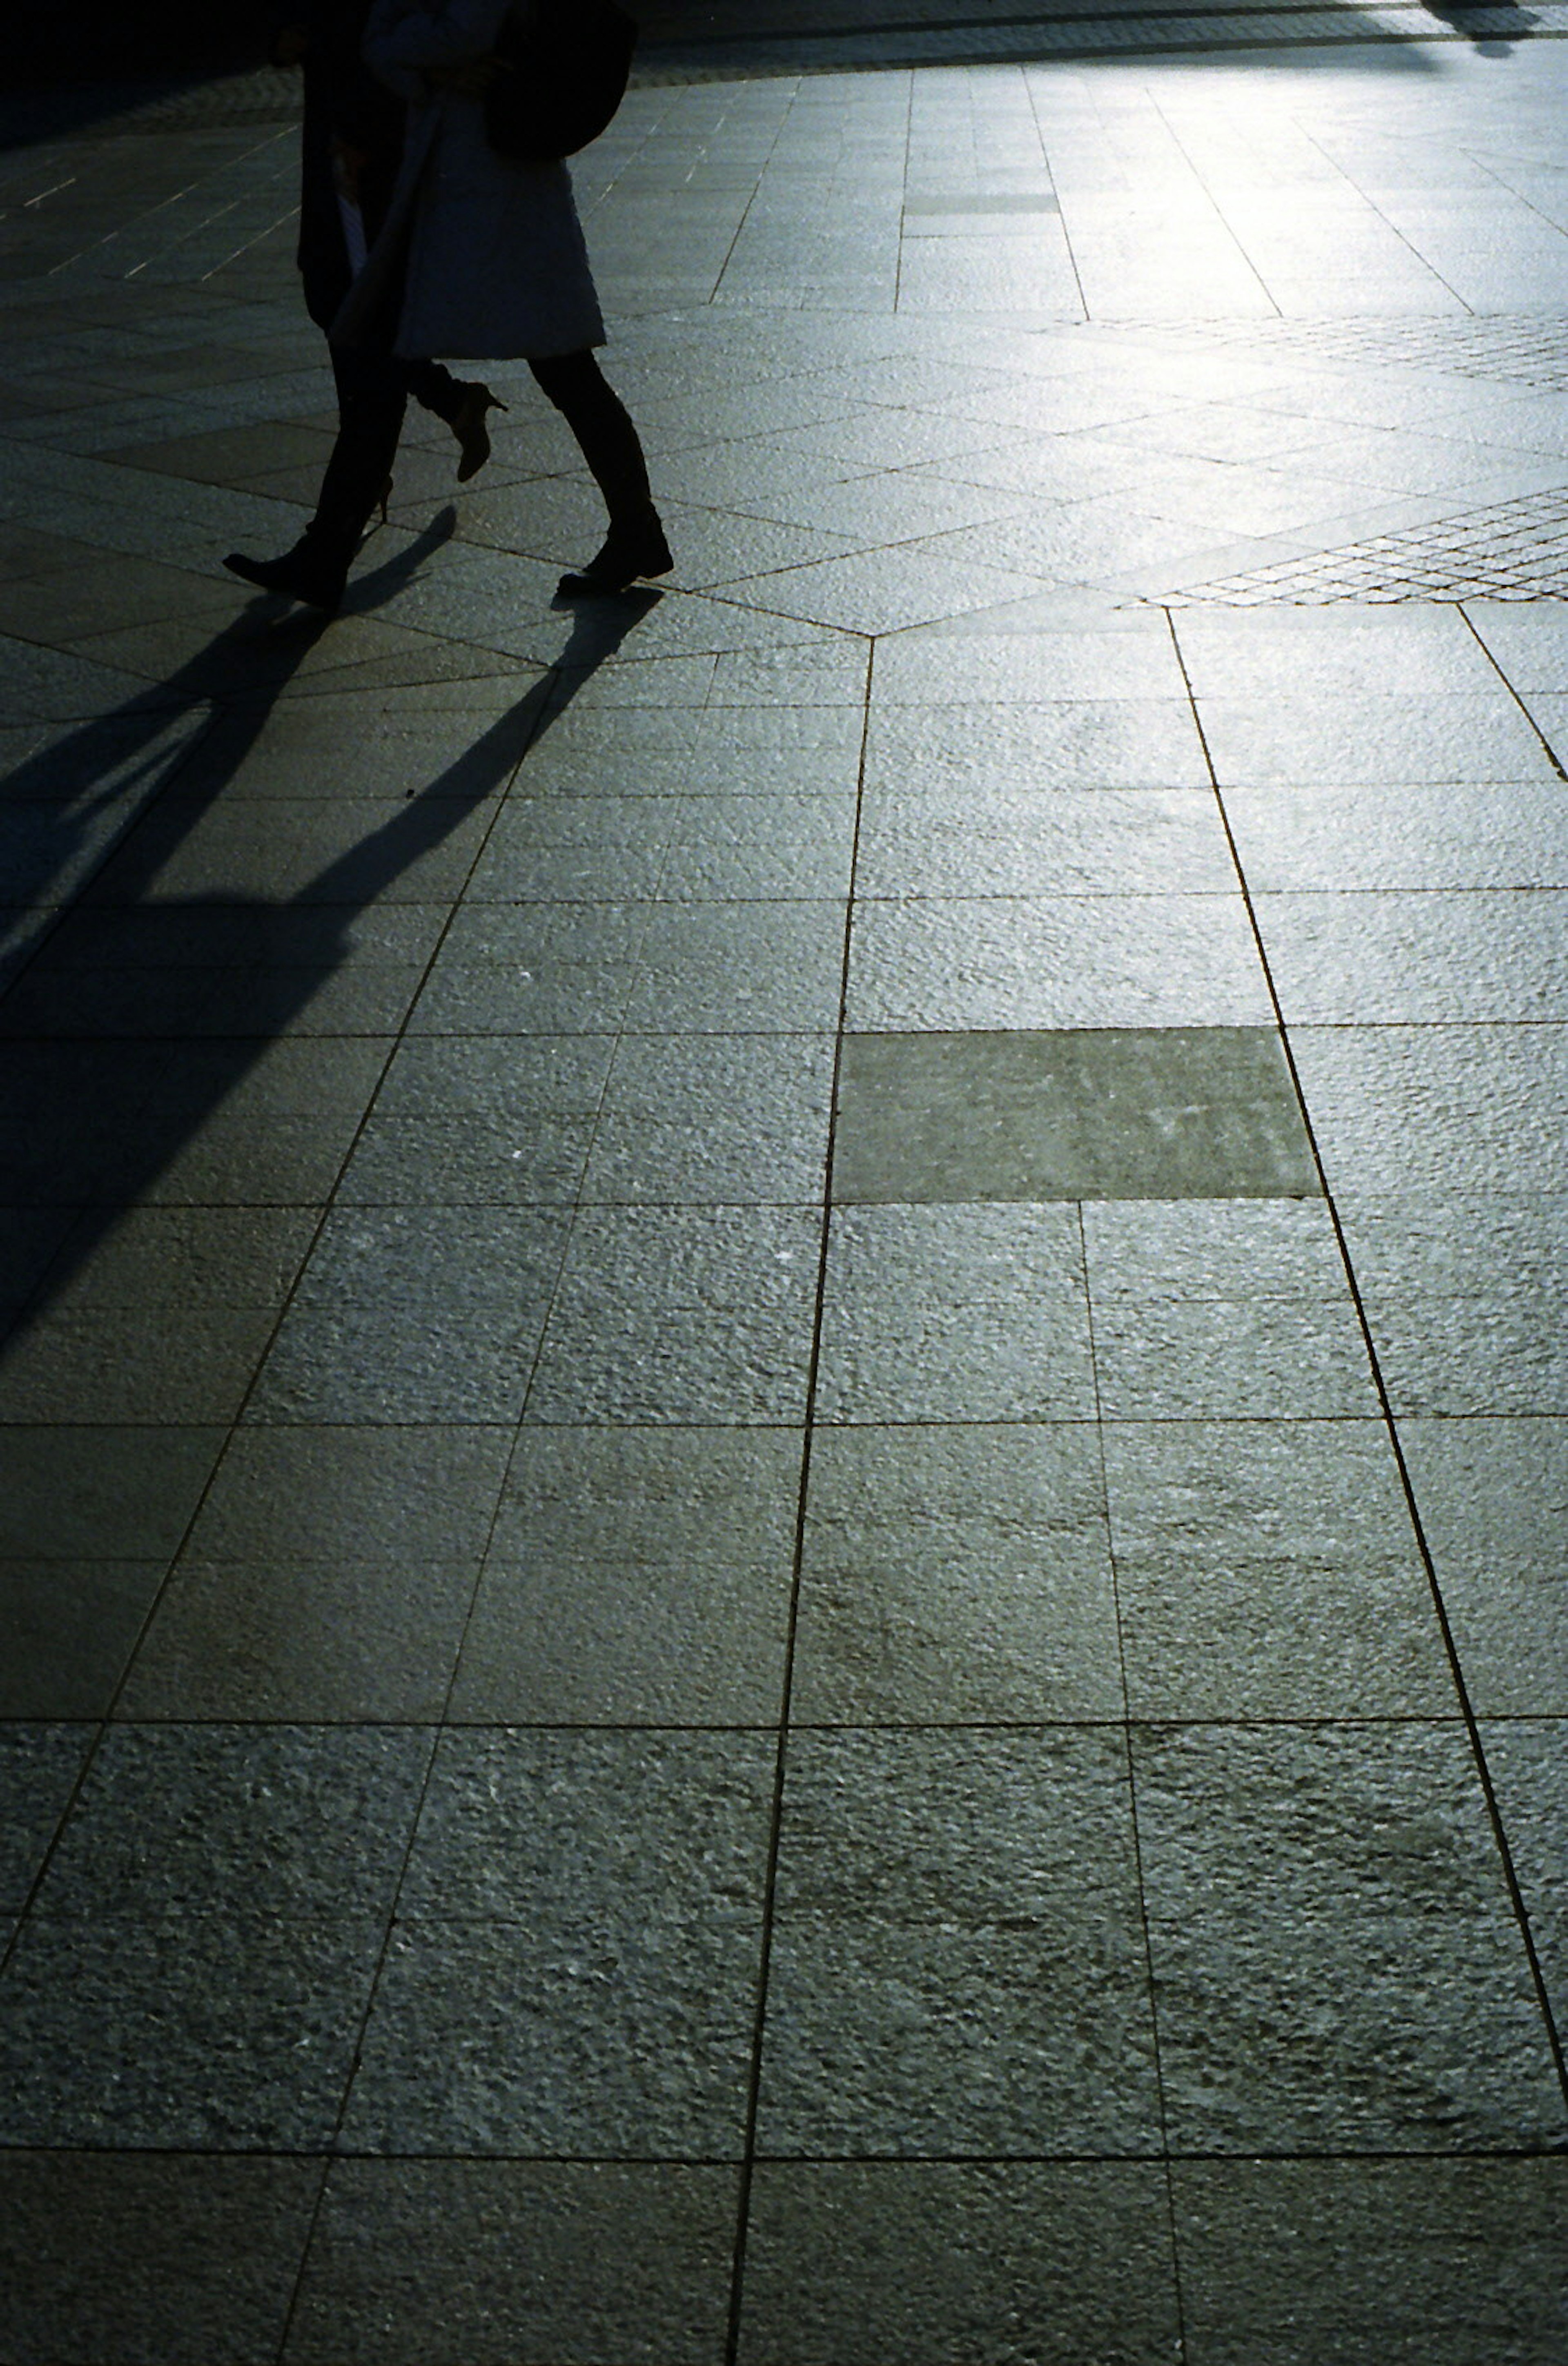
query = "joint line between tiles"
xmin=1163 ymin=601 xmax=1568 ymax=2117
xmin=723 ymin=629 xmax=875 ymax=2366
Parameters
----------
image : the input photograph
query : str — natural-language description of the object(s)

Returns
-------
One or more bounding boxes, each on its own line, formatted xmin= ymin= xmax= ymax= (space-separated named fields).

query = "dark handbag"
xmin=483 ymin=0 xmax=638 ymax=163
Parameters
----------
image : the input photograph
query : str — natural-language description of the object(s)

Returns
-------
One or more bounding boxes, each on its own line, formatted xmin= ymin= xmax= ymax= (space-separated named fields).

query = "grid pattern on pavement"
xmin=1163 ymin=485 xmax=1568 ymax=602
xmin=2 ymin=32 xmax=1568 ymax=2366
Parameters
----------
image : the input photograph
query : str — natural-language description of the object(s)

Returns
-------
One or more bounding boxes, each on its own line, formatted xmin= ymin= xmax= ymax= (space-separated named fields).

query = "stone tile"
xmin=816 ymin=1203 xmax=1094 ymax=1424
xmin=185 ymin=1425 xmax=512 ymax=1565
xmin=0 ymin=2152 xmax=321 ymax=2366
xmin=1133 ymin=1722 xmax=1566 ymax=2152
xmin=659 ymin=793 xmax=857 ymax=901
xmin=1172 ymin=2158 xmax=1568 ymax=2366
xmin=862 ymin=699 xmax=1209 ymax=791
xmin=1083 ymin=1197 xmax=1345 ymax=1296
xmin=0 ymin=1912 xmax=385 ymax=2149
xmin=758 ymin=1728 xmax=1160 ymax=2156
xmin=1481 ymin=1720 xmax=1568 ymax=2030
xmin=369 ymin=1032 xmax=614 ymax=1117
xmin=287 ymin=2160 xmax=737 ymax=2366
xmin=1171 ymin=607 xmax=1501 ymax=701
xmin=872 ymin=622 xmax=1187 ymax=705
xmin=526 ymin=1205 xmax=820 ymax=1424
xmin=1102 ymin=1419 xmax=1453 ymax=1717
xmin=0 ymin=1305 xmax=278 ymax=1423
xmin=449 ymin=1428 xmax=799 ymax=1724
xmin=247 ymin=1207 xmax=573 ymax=1425
xmin=792 ymin=1424 xmax=1123 ymax=1723
xmin=36 ymin=1725 xmax=431 ymax=1919
xmin=626 ymin=901 xmax=848 ymax=1033
xmin=1101 ymin=1416 xmax=1420 ymax=1565
xmin=1195 ymin=693 xmax=1559 ymax=788
xmin=1256 ymin=889 xmax=1568 ymax=1025
xmin=845 ymin=895 xmax=1271 ymax=1032
xmin=713 ymin=544 xmax=1046 ymax=635
xmin=833 ymin=1029 xmax=1318 ymax=1203
xmin=0 ymin=1723 xmax=92 ymax=1911
xmin=1116 ymin=1551 xmax=1456 ymax=1720
xmin=117 ymin=1557 xmax=480 ymax=1722
xmin=36 ymin=1206 xmax=317 ymax=1310
xmin=584 ymin=1034 xmax=834 ymax=1205
xmin=342 ymin=1731 xmax=773 ymax=2155
xmin=857 ymin=784 xmax=1229 ymax=898
xmin=408 ymin=904 xmax=646 ymax=1035
xmin=1091 ymin=1296 xmax=1378 ymax=1419
xmin=1399 ymin=1418 xmax=1568 ymax=1715
xmin=1224 ymin=783 xmax=1568 ymax=894
xmin=739 ymin=2163 xmax=1179 ymax=2366
xmin=1289 ymin=1026 xmax=1568 ymax=1198
xmin=336 ymin=1108 xmax=595 ymax=1207
xmin=96 ymin=798 xmax=493 ymax=907
xmin=0 ymin=1560 xmax=165 ymax=1716
xmin=0 ymin=1425 xmax=224 ymax=1559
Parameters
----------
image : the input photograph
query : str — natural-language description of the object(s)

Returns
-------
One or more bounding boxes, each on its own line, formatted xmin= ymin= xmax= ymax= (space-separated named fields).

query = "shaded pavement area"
xmin=1 ymin=16 xmax=1567 ymax=2363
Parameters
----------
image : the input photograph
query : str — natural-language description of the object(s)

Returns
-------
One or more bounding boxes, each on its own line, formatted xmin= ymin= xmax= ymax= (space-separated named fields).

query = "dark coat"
xmin=290 ymin=0 xmax=410 ymax=329
xmin=341 ymin=0 xmax=603 ymax=361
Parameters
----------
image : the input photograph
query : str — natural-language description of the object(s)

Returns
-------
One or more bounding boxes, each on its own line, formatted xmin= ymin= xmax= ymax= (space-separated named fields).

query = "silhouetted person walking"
xmin=224 ymin=0 xmax=506 ymax=612
xmin=358 ymin=0 xmax=668 ymax=597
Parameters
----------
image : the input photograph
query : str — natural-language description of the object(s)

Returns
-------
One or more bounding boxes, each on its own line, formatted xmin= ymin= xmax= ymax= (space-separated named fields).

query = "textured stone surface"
xmin=1134 ymin=1723 xmax=1567 ymax=2152
xmin=287 ymin=2161 xmax=738 ymax=2366
xmin=343 ymin=1732 xmax=773 ymax=2155
xmin=0 ymin=2152 xmax=321 ymax=2366
xmin=6 ymin=32 xmax=1568 ymax=2362
xmin=739 ymin=2163 xmax=1179 ymax=2366
xmin=759 ymin=1729 xmax=1160 ymax=2156
xmin=832 ymin=1028 xmax=1318 ymax=1203
xmin=450 ymin=1428 xmax=800 ymax=1723
xmin=792 ymin=1424 xmax=1123 ymax=1721
xmin=1172 ymin=2158 xmax=1568 ymax=2366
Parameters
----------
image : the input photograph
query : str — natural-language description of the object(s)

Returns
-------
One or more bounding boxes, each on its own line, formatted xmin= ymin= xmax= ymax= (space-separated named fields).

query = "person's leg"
xmin=224 ymin=345 xmax=408 ymax=610
xmin=530 ymin=349 xmax=671 ymax=594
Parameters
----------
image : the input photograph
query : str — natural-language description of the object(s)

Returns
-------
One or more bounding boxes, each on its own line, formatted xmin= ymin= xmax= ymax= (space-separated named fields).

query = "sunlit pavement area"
xmin=2 ymin=9 xmax=1568 ymax=2359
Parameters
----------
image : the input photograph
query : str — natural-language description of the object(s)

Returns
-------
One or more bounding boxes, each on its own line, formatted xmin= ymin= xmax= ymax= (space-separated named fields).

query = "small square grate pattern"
xmin=1163 ymin=488 xmax=1568 ymax=606
xmin=1169 ymin=314 xmax=1568 ymax=394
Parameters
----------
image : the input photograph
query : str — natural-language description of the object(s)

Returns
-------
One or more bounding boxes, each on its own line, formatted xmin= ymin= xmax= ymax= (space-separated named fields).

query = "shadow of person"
xmin=1 ymin=577 xmax=661 ymax=1337
xmin=0 ymin=506 xmax=462 ymax=992
xmin=1419 ymin=0 xmax=1537 ymax=49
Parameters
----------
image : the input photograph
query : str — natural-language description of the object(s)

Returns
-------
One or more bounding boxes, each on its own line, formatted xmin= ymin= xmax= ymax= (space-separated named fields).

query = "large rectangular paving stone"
xmin=833 ymin=1028 xmax=1318 ymax=1203
xmin=1132 ymin=1722 xmax=1566 ymax=2152
xmin=757 ymin=1728 xmax=1160 ymax=2157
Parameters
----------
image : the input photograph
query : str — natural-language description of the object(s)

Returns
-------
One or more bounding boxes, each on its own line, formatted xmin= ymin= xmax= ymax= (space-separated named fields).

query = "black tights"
xmin=307 ymin=345 xmax=650 ymax=559
xmin=530 ymin=350 xmax=652 ymax=526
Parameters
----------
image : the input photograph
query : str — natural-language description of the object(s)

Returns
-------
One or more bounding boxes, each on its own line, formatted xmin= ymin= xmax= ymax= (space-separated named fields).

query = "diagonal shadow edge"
xmin=0 ymin=548 xmax=661 ymax=1342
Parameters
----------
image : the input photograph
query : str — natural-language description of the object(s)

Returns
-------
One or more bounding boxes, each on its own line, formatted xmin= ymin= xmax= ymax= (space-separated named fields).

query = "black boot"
xmin=223 ymin=532 xmax=352 ymax=614
xmin=557 ymin=506 xmax=673 ymax=598
xmin=530 ymin=352 xmax=672 ymax=599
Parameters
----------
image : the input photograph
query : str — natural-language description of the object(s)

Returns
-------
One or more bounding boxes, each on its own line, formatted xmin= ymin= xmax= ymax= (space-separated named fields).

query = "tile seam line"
xmin=5 ymin=652 xmax=561 ymax=2281
xmin=723 ymin=628 xmax=876 ymax=2366
xmin=1458 ymin=601 xmax=1568 ymax=783
xmin=1076 ymin=1197 xmax=1192 ymax=2359
xmin=0 ymin=2139 xmax=1561 ymax=2164
xmin=1164 ymin=600 xmax=1568 ymax=2118
xmin=267 ymin=655 xmax=604 ymax=2362
xmin=0 ymin=697 xmax=241 ymax=1979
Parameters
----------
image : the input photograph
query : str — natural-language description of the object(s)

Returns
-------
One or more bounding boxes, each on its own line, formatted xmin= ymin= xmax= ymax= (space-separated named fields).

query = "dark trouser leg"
xmin=530 ymin=350 xmax=653 ymax=526
xmin=307 ymin=343 xmax=410 ymax=560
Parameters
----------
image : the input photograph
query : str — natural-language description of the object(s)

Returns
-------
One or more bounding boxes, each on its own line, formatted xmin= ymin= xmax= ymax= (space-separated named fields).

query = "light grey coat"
xmin=342 ymin=0 xmax=604 ymax=361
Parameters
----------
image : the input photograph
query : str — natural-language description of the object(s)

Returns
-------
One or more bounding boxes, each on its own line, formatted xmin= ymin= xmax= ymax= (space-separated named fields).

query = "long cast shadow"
xmin=0 ymin=555 xmax=659 ymax=1339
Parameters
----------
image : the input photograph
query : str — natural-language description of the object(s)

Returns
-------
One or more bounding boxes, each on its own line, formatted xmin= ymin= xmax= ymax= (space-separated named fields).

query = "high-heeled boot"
xmin=450 ymin=381 xmax=508 ymax=483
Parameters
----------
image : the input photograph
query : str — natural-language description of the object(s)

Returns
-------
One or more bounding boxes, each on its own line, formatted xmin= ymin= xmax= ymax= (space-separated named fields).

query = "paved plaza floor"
xmin=1 ymin=11 xmax=1567 ymax=2361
